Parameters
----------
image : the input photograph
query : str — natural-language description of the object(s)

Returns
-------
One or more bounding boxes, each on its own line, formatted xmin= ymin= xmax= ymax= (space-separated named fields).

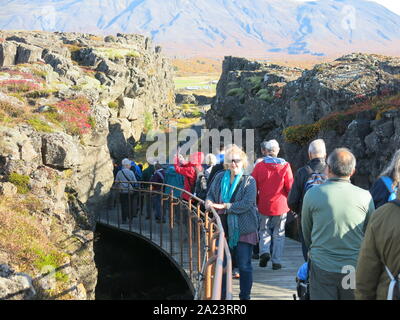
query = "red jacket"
xmin=174 ymin=152 xmax=204 ymax=201
xmin=251 ymin=157 xmax=294 ymax=216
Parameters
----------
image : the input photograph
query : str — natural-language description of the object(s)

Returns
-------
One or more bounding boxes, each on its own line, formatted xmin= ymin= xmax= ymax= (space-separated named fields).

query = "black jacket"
xmin=370 ymin=177 xmax=391 ymax=209
xmin=287 ymin=158 xmax=327 ymax=215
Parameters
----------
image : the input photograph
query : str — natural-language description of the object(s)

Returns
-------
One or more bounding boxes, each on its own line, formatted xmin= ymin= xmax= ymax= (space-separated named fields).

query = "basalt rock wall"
xmin=0 ymin=31 xmax=176 ymax=299
xmin=206 ymin=54 xmax=400 ymax=188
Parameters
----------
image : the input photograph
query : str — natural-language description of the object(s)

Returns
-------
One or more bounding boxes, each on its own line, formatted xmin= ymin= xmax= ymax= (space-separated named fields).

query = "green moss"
xmin=283 ymin=123 xmax=320 ymax=146
xmin=25 ymin=89 xmax=55 ymax=99
xmin=8 ymin=172 xmax=30 ymax=194
xmin=87 ymin=116 xmax=96 ymax=128
xmin=144 ymin=111 xmax=153 ymax=133
xmin=31 ymin=68 xmax=48 ymax=79
xmin=247 ymin=76 xmax=263 ymax=86
xmin=126 ymin=51 xmax=140 ymax=58
xmin=27 ymin=118 xmax=54 ymax=133
xmin=227 ymin=88 xmax=244 ymax=96
xmin=256 ymin=89 xmax=274 ymax=102
xmin=108 ymin=101 xmax=118 ymax=109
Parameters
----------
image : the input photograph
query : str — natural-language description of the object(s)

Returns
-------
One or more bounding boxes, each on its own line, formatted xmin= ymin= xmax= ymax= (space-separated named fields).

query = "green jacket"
xmin=302 ymin=178 xmax=375 ymax=273
xmin=355 ymin=201 xmax=400 ymax=300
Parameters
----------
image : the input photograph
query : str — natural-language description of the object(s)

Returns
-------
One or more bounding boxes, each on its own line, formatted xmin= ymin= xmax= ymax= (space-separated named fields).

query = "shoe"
xmin=252 ymin=253 xmax=259 ymax=260
xmin=272 ymin=263 xmax=282 ymax=270
xmin=259 ymin=253 xmax=270 ymax=268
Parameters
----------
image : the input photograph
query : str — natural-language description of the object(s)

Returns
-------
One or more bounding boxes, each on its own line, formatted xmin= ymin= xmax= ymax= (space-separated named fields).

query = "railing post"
xmin=138 ymin=189 xmax=142 ymax=235
xmin=188 ymin=198 xmax=193 ymax=280
xmin=159 ymin=191 xmax=163 ymax=248
xmin=169 ymin=189 xmax=174 ymax=255
xmin=205 ymin=222 xmax=214 ymax=300
xmin=179 ymin=200 xmax=183 ymax=266
xmin=128 ymin=188 xmax=132 ymax=232
xmin=149 ymin=184 xmax=153 ymax=240
xmin=196 ymin=203 xmax=201 ymax=277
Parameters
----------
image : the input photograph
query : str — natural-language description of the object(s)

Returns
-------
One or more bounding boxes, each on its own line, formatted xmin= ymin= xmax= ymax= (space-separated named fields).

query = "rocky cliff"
xmin=206 ymin=54 xmax=400 ymax=188
xmin=0 ymin=31 xmax=176 ymax=299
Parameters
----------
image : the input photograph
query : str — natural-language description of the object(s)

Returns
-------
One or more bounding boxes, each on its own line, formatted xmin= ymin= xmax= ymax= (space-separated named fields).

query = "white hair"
xmin=261 ymin=139 xmax=279 ymax=153
xmin=308 ymin=139 xmax=326 ymax=157
xmin=122 ymin=158 xmax=131 ymax=167
xmin=205 ymin=153 xmax=217 ymax=166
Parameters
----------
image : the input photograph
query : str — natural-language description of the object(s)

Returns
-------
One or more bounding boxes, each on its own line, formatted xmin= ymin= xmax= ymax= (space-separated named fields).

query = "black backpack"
xmin=193 ymin=167 xmax=208 ymax=200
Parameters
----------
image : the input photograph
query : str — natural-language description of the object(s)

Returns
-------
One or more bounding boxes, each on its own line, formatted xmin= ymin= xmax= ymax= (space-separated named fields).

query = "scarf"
xmin=220 ymin=169 xmax=243 ymax=249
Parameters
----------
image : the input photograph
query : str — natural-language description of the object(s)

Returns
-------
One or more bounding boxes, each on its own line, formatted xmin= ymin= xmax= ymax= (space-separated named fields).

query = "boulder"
xmin=15 ymin=43 xmax=43 ymax=64
xmin=0 ymin=182 xmax=17 ymax=196
xmin=0 ymin=265 xmax=36 ymax=300
xmin=0 ymin=42 xmax=17 ymax=66
xmin=41 ymin=133 xmax=83 ymax=169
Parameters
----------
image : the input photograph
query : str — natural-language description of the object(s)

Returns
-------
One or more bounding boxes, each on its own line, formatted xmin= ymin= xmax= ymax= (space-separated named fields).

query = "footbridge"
xmin=96 ymin=181 xmax=304 ymax=300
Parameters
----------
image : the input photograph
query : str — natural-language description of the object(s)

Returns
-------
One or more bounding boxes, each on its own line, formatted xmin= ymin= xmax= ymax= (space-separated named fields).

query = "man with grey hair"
xmin=115 ymin=158 xmax=138 ymax=224
xmin=288 ymin=139 xmax=327 ymax=261
xmin=302 ymin=148 xmax=375 ymax=300
xmin=252 ymin=139 xmax=293 ymax=270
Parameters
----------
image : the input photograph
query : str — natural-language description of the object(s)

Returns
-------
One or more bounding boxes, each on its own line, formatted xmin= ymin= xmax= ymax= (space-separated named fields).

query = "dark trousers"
xmin=309 ymin=261 xmax=355 ymax=300
xmin=152 ymin=194 xmax=162 ymax=220
xmin=120 ymin=193 xmax=131 ymax=223
xmin=120 ymin=193 xmax=138 ymax=223
xmin=298 ymin=222 xmax=309 ymax=262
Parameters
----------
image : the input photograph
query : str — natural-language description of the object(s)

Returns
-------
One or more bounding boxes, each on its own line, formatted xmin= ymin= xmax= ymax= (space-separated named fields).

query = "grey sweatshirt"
xmin=206 ymin=171 xmax=259 ymax=235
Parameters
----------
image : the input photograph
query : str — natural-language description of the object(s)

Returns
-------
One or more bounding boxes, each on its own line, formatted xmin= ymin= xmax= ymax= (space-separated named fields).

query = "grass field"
xmin=174 ymin=74 xmax=219 ymax=97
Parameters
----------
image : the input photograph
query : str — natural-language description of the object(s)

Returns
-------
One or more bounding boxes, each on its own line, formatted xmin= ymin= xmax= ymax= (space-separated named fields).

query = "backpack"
xmin=385 ymin=199 xmax=400 ymax=300
xmin=384 ymin=266 xmax=400 ymax=300
xmin=193 ymin=167 xmax=208 ymax=200
xmin=381 ymin=176 xmax=398 ymax=202
xmin=304 ymin=165 xmax=327 ymax=194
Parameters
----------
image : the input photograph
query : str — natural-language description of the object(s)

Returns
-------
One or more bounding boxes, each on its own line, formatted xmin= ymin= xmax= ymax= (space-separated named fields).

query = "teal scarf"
xmin=220 ymin=169 xmax=243 ymax=249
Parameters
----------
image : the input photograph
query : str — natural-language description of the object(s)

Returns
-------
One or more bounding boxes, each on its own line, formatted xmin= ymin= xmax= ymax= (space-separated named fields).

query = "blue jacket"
xmin=165 ymin=166 xmax=185 ymax=198
xmin=130 ymin=161 xmax=143 ymax=180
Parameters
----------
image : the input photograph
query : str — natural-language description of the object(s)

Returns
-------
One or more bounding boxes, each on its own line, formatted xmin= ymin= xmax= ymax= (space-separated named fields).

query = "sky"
xmin=294 ymin=0 xmax=400 ymax=15
xmin=369 ymin=0 xmax=400 ymax=15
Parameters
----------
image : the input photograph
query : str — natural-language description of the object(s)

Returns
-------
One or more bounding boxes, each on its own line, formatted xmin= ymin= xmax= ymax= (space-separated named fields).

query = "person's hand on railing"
xmin=205 ymin=200 xmax=227 ymax=211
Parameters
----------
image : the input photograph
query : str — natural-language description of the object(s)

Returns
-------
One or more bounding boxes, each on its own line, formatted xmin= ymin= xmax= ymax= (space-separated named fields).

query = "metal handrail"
xmin=98 ymin=180 xmax=233 ymax=300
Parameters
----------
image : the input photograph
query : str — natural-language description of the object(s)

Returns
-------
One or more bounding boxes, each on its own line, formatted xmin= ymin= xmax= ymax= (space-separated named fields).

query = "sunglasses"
xmin=228 ymin=158 xmax=242 ymax=164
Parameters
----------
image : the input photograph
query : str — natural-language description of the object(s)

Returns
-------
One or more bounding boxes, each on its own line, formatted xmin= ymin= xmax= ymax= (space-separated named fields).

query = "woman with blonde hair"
xmin=205 ymin=144 xmax=259 ymax=300
xmin=370 ymin=149 xmax=400 ymax=209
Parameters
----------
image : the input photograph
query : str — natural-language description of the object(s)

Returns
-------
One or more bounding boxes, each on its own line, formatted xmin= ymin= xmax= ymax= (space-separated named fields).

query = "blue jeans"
xmin=222 ymin=242 xmax=253 ymax=300
xmin=259 ymin=213 xmax=287 ymax=264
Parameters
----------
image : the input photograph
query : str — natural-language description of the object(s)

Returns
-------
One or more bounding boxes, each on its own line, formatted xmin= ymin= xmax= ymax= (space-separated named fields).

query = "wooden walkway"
xmin=97 ymin=204 xmax=304 ymax=300
xmin=233 ymin=238 xmax=304 ymax=300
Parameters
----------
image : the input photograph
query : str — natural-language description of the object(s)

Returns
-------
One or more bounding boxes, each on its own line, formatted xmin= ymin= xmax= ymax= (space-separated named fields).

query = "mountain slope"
xmin=1 ymin=0 xmax=400 ymax=57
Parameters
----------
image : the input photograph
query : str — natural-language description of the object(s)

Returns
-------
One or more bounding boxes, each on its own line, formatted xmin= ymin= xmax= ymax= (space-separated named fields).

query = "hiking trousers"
xmin=259 ymin=213 xmax=287 ymax=264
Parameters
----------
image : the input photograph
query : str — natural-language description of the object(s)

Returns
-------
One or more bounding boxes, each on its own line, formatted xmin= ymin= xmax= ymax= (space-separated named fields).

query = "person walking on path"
xmin=302 ymin=148 xmax=375 ymax=300
xmin=205 ymin=144 xmax=259 ymax=300
xmin=288 ymin=139 xmax=327 ymax=261
xmin=252 ymin=140 xmax=294 ymax=270
xmin=355 ymin=192 xmax=400 ymax=300
xmin=150 ymin=163 xmax=166 ymax=222
xmin=370 ymin=149 xmax=400 ymax=209
xmin=115 ymin=158 xmax=138 ymax=224
xmin=174 ymin=151 xmax=205 ymax=201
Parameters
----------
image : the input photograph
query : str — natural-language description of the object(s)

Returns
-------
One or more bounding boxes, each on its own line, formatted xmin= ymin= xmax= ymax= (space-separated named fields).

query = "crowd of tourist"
xmin=113 ymin=140 xmax=400 ymax=301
